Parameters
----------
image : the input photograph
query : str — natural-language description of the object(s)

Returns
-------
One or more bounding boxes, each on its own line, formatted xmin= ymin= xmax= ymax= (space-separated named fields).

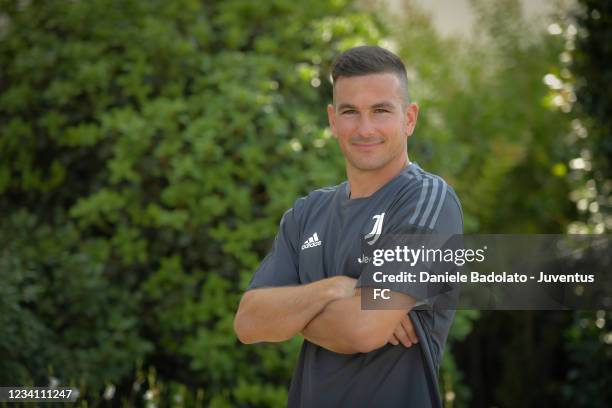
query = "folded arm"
xmin=234 ymin=276 xmax=356 ymax=344
xmin=302 ymin=289 xmax=416 ymax=354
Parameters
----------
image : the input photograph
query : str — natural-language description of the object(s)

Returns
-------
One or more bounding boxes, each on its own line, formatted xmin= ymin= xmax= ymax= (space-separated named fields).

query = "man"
xmin=234 ymin=46 xmax=463 ymax=407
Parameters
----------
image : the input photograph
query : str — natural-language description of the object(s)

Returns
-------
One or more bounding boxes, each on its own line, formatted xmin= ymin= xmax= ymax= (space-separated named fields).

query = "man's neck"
xmin=347 ymin=155 xmax=410 ymax=199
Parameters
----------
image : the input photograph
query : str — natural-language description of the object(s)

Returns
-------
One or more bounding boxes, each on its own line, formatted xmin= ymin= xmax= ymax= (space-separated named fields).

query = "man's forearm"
xmin=302 ymin=296 xmax=365 ymax=354
xmin=234 ymin=277 xmax=352 ymax=344
xmin=302 ymin=290 xmax=415 ymax=354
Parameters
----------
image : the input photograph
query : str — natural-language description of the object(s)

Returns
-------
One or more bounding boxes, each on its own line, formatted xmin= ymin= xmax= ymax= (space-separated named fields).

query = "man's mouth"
xmin=352 ymin=140 xmax=384 ymax=150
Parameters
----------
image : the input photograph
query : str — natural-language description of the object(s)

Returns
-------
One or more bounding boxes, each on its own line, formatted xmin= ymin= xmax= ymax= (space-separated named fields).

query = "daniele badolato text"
xmin=368 ymin=246 xmax=595 ymax=284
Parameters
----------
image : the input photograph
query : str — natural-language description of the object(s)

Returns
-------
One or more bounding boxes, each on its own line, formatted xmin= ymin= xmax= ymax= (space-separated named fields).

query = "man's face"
xmin=327 ymin=73 xmax=418 ymax=173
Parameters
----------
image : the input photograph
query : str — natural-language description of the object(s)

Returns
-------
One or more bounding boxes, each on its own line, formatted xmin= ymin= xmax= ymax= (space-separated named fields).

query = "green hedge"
xmin=0 ymin=0 xmax=380 ymax=404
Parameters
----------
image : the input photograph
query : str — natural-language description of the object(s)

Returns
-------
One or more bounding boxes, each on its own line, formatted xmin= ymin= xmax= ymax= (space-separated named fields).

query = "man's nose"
xmin=356 ymin=116 xmax=377 ymax=137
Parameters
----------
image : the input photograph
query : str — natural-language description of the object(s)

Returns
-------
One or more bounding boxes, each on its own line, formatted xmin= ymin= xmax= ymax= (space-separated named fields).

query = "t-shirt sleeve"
xmin=246 ymin=206 xmax=301 ymax=290
xmin=411 ymin=188 xmax=463 ymax=307
xmin=429 ymin=189 xmax=463 ymax=235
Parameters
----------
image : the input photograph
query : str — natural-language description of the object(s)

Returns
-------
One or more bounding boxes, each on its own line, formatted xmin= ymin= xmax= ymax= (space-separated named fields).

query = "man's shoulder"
xmin=306 ymin=183 xmax=344 ymax=200
xmin=288 ymin=183 xmax=344 ymax=219
xmin=388 ymin=164 xmax=462 ymax=232
xmin=397 ymin=163 xmax=461 ymax=208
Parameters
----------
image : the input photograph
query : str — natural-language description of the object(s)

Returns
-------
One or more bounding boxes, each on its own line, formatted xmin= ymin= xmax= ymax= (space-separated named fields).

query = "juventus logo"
xmin=364 ymin=212 xmax=385 ymax=245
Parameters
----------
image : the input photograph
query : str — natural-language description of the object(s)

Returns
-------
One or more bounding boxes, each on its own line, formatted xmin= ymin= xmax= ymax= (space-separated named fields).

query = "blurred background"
xmin=0 ymin=0 xmax=610 ymax=406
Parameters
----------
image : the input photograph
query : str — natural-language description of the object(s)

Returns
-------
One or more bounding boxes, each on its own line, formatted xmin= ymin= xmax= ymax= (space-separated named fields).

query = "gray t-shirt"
xmin=247 ymin=163 xmax=463 ymax=408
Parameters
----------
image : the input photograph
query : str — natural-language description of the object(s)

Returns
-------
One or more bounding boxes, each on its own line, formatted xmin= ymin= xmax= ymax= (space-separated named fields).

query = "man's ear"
xmin=405 ymin=102 xmax=419 ymax=137
xmin=327 ymin=104 xmax=337 ymax=138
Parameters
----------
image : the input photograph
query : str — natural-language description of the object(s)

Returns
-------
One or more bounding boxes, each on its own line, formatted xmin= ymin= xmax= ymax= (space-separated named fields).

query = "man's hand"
xmin=387 ymin=314 xmax=418 ymax=348
xmin=303 ymin=290 xmax=416 ymax=354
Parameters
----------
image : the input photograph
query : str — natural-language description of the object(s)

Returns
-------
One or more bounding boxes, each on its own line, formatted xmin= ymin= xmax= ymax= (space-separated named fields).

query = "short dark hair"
xmin=331 ymin=45 xmax=409 ymax=100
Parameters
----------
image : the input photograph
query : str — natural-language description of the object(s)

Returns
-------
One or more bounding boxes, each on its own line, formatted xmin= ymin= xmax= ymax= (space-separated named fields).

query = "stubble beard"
xmin=345 ymin=145 xmax=405 ymax=172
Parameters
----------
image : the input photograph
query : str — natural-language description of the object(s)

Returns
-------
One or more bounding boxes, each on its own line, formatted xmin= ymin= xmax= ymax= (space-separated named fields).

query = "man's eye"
xmin=342 ymin=110 xmax=357 ymax=115
xmin=375 ymin=109 xmax=390 ymax=113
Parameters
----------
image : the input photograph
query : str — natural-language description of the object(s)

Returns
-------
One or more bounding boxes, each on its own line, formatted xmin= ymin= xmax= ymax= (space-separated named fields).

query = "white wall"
xmin=397 ymin=0 xmax=564 ymax=37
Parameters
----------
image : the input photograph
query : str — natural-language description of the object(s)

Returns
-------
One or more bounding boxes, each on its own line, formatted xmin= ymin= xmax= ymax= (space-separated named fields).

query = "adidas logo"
xmin=301 ymin=233 xmax=322 ymax=250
